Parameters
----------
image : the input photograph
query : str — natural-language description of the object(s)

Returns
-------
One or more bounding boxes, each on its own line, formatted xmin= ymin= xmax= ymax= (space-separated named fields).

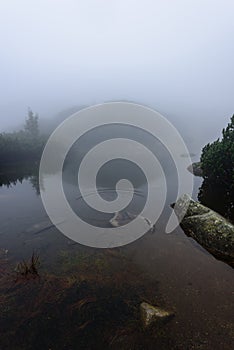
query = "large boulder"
xmin=173 ymin=194 xmax=234 ymax=266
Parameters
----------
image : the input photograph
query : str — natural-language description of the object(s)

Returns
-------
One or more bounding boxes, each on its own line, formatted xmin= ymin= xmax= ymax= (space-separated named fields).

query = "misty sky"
xmin=0 ymin=0 xmax=234 ymax=150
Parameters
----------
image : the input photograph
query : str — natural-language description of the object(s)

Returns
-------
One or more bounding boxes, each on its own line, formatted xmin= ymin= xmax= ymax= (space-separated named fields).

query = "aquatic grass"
xmin=0 ymin=248 xmax=165 ymax=349
xmin=57 ymin=249 xmax=110 ymax=277
xmin=69 ymin=296 xmax=97 ymax=312
xmin=16 ymin=252 xmax=40 ymax=278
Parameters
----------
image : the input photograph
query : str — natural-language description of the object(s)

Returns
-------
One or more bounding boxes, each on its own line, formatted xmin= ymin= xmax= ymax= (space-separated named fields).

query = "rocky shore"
xmin=173 ymin=194 xmax=234 ymax=267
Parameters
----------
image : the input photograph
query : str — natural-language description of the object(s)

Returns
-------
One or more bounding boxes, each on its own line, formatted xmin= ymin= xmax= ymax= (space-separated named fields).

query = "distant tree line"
xmin=0 ymin=109 xmax=47 ymax=164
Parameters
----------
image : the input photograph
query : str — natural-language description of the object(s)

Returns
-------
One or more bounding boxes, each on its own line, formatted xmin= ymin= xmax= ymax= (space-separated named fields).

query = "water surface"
xmin=0 ymin=159 xmax=233 ymax=349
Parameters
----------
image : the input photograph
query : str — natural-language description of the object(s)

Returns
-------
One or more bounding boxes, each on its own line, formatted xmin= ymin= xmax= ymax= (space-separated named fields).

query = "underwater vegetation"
xmin=0 ymin=247 xmax=233 ymax=349
xmin=15 ymin=252 xmax=40 ymax=278
xmin=0 ymin=248 xmax=179 ymax=350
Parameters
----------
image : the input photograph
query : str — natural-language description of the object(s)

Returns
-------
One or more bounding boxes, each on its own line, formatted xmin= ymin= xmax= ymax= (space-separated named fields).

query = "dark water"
xmin=0 ymin=158 xmax=233 ymax=349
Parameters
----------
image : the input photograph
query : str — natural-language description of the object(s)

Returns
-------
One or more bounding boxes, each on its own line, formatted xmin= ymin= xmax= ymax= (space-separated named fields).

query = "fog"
xmin=0 ymin=0 xmax=234 ymax=150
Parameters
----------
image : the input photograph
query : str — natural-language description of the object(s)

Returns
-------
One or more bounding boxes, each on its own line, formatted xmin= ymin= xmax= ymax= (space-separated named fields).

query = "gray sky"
xmin=0 ymin=0 xmax=234 ymax=149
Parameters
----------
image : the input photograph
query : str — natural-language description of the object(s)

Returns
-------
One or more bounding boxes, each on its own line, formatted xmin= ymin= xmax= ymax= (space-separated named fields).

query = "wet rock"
xmin=140 ymin=302 xmax=174 ymax=328
xmin=173 ymin=194 xmax=234 ymax=266
xmin=187 ymin=162 xmax=203 ymax=177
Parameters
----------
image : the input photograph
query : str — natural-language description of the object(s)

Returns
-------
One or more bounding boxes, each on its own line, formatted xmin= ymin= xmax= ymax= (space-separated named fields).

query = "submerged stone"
xmin=140 ymin=302 xmax=174 ymax=328
xmin=109 ymin=211 xmax=133 ymax=227
xmin=173 ymin=194 xmax=234 ymax=266
xmin=109 ymin=211 xmax=154 ymax=231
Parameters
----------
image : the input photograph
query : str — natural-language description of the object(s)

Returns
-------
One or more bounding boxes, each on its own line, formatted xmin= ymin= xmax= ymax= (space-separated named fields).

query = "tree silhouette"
xmin=199 ymin=115 xmax=234 ymax=221
xmin=24 ymin=108 xmax=39 ymax=139
xmin=201 ymin=115 xmax=234 ymax=189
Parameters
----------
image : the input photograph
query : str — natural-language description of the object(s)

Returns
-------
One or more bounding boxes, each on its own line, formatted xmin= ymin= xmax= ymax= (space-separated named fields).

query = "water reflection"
xmin=0 ymin=162 xmax=40 ymax=194
xmin=1 ymin=161 xmax=233 ymax=225
xmin=0 ymin=162 xmax=233 ymax=349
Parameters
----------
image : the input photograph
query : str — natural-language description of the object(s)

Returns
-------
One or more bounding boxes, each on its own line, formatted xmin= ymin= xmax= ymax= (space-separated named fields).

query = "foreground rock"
xmin=140 ymin=302 xmax=174 ymax=328
xmin=173 ymin=194 xmax=234 ymax=266
xmin=187 ymin=162 xmax=203 ymax=176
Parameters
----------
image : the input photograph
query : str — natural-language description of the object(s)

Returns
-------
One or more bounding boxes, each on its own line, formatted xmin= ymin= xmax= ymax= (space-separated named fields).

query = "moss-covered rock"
xmin=174 ymin=194 xmax=234 ymax=266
